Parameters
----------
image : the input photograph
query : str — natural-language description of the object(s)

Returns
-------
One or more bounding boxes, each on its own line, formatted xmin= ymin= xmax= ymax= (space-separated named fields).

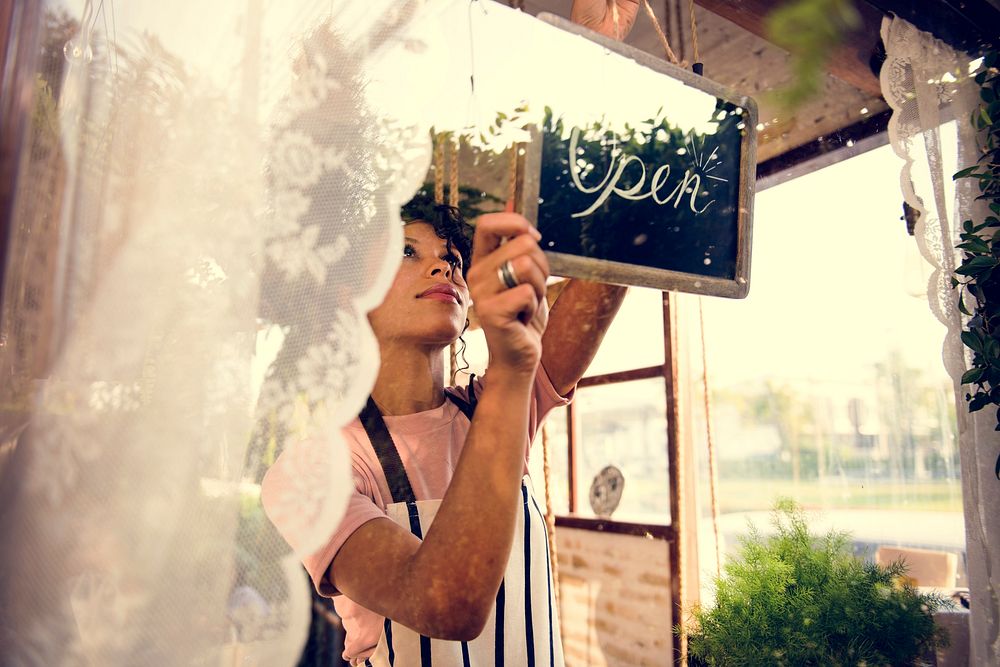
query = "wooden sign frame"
xmin=519 ymin=14 xmax=757 ymax=299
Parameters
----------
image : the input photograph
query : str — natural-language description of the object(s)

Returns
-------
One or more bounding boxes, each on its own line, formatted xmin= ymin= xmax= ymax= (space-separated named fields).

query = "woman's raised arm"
xmin=541 ymin=280 xmax=628 ymax=396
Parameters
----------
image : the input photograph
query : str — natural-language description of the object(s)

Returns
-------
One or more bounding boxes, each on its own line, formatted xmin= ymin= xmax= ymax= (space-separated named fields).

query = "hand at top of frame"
xmin=570 ymin=0 xmax=639 ymax=40
xmin=467 ymin=213 xmax=550 ymax=379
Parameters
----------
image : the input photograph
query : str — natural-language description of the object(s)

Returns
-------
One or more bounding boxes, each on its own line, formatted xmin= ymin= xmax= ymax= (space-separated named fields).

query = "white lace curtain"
xmin=1 ymin=1 xmax=688 ymax=663
xmin=0 ymin=1 xmax=437 ymax=663
xmin=881 ymin=15 xmax=1000 ymax=662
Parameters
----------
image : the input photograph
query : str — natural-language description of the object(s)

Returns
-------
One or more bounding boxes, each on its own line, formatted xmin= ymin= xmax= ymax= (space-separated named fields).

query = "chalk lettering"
xmin=568 ymin=127 xmax=716 ymax=218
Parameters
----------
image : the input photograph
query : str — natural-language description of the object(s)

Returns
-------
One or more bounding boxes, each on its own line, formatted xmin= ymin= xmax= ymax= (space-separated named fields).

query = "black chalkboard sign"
xmin=521 ymin=15 xmax=757 ymax=298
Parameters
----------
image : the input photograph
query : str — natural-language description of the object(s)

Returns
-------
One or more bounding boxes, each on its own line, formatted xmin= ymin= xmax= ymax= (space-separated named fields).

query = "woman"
xmin=264 ymin=3 xmax=638 ymax=664
xmin=265 ymin=197 xmax=626 ymax=665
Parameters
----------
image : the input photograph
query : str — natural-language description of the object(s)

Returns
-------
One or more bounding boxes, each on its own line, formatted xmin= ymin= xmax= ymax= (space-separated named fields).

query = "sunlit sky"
xmin=581 ymin=139 xmax=954 ymax=394
xmin=56 ymin=0 xmax=956 ymax=397
xmin=59 ymin=0 xmax=728 ymax=144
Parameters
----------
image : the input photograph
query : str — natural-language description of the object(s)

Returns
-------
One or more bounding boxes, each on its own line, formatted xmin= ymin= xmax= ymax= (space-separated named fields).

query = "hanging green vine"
xmin=764 ymin=0 xmax=861 ymax=109
xmin=952 ymin=50 xmax=1000 ymax=470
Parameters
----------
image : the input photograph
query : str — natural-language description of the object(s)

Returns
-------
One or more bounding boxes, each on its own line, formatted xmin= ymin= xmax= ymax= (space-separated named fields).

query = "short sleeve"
xmin=304 ymin=471 xmax=387 ymax=596
xmin=262 ymin=451 xmax=387 ymax=597
xmin=526 ymin=361 xmax=574 ymax=448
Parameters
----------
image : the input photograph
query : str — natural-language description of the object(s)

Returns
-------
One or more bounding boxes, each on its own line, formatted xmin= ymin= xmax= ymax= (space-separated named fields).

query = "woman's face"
xmin=368 ymin=221 xmax=470 ymax=346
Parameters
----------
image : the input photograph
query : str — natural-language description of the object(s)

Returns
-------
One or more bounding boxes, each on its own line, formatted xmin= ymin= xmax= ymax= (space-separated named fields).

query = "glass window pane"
xmin=696 ymin=141 xmax=965 ymax=586
xmin=574 ymin=377 xmax=669 ymax=523
xmin=528 ymin=405 xmax=570 ymax=515
xmin=583 ymin=287 xmax=664 ymax=376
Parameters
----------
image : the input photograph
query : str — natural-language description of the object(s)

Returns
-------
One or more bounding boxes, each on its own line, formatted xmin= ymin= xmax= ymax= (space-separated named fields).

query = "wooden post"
xmin=663 ymin=291 xmax=686 ymax=665
xmin=566 ymin=400 xmax=579 ymax=514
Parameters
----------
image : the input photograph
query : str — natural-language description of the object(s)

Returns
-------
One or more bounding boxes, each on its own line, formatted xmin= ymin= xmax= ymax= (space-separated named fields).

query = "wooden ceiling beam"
xmin=693 ymin=0 xmax=884 ymax=98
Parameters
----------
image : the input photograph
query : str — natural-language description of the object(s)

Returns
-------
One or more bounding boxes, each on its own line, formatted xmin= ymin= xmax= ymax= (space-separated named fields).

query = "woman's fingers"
xmin=470 ymin=213 xmax=541 ymax=266
xmin=480 ymin=283 xmax=540 ymax=327
xmin=469 ymin=212 xmax=549 ymax=329
xmin=470 ymin=238 xmax=547 ymax=299
xmin=502 ymin=254 xmax=547 ymax=304
xmin=488 ymin=235 xmax=550 ymax=280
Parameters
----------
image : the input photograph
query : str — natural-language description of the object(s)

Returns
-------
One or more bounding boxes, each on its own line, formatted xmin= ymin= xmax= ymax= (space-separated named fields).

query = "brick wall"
xmin=555 ymin=527 xmax=673 ymax=666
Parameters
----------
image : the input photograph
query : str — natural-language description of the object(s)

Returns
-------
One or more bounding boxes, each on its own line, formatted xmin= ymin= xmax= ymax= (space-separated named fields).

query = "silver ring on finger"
xmin=497 ymin=260 xmax=520 ymax=290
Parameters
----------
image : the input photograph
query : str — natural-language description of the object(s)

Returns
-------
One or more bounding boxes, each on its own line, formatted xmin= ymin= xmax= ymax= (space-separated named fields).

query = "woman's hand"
xmin=467 ymin=213 xmax=549 ymax=377
xmin=570 ymin=0 xmax=640 ymax=40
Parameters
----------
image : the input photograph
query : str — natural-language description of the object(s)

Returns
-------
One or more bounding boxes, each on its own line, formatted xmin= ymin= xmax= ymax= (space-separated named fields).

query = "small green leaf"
xmin=970 ymin=256 xmax=999 ymax=269
xmin=954 ymin=166 xmax=978 ymax=179
xmin=958 ymin=239 xmax=991 ymax=253
xmin=959 ymin=292 xmax=972 ymax=315
xmin=957 ymin=265 xmax=987 ymax=277
xmin=956 ymin=256 xmax=999 ymax=276
xmin=963 ymin=368 xmax=985 ymax=384
xmin=964 ymin=219 xmax=975 ymax=233
xmin=963 ymin=330 xmax=985 ymax=353
xmin=969 ymin=391 xmax=990 ymax=411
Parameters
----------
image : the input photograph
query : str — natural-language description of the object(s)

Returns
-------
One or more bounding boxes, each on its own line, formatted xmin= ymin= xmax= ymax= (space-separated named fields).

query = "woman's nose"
xmin=429 ymin=259 xmax=452 ymax=280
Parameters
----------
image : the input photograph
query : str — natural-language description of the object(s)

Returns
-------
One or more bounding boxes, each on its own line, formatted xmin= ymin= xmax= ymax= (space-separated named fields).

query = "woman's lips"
xmin=420 ymin=292 xmax=459 ymax=304
xmin=418 ymin=284 xmax=461 ymax=304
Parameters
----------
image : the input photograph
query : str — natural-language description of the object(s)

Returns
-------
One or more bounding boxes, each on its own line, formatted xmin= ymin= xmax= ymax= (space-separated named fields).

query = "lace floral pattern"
xmin=881 ymin=16 xmax=1000 ymax=662
xmin=0 ymin=2 xmax=433 ymax=663
xmin=0 ymin=1 xmax=588 ymax=663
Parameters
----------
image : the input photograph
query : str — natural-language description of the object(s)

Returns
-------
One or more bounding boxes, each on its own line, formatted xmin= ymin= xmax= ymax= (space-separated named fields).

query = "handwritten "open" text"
xmin=568 ymin=127 xmax=715 ymax=218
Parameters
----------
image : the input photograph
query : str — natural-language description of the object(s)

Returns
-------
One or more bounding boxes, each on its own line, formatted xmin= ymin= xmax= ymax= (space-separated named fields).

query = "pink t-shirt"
xmin=262 ymin=366 xmax=572 ymax=664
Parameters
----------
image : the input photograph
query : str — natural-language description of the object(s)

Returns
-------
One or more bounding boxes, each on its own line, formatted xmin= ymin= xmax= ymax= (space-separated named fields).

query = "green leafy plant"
xmin=683 ymin=500 xmax=949 ymax=666
xmin=952 ymin=50 xmax=1000 ymax=455
xmin=765 ymin=0 xmax=861 ymax=109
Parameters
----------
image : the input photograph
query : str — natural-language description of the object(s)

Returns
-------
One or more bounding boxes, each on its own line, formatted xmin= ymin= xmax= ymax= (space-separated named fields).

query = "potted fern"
xmin=682 ymin=500 xmax=949 ymax=666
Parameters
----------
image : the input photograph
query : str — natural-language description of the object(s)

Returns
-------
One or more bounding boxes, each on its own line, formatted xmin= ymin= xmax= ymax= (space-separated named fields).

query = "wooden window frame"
xmin=554 ymin=292 xmax=689 ymax=665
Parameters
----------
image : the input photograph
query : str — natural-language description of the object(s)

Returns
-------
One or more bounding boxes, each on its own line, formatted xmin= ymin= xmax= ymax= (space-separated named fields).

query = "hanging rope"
xmin=433 ymin=131 xmax=459 ymax=384
xmin=448 ymin=134 xmax=459 ymax=208
xmin=641 ymin=0 xmax=680 ymax=65
xmin=507 ymin=143 xmax=519 ymax=207
xmin=699 ymin=297 xmax=722 ymax=577
xmin=448 ymin=135 xmax=459 ymax=384
xmin=663 ymin=0 xmax=686 ymax=67
xmin=541 ymin=423 xmax=561 ymax=613
xmin=433 ymin=131 xmax=445 ymax=206
xmin=687 ymin=0 xmax=701 ymax=68
xmin=671 ymin=300 xmax=688 ymax=665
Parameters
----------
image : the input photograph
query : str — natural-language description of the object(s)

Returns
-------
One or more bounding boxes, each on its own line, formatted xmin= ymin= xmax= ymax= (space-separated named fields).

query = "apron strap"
xmin=360 ymin=376 xmax=477 ymax=505
xmin=444 ymin=373 xmax=478 ymax=421
xmin=360 ymin=397 xmax=417 ymax=505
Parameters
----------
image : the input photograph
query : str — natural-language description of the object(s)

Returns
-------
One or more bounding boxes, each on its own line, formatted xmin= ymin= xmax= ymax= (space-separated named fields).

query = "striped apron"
xmin=358 ymin=382 xmax=564 ymax=667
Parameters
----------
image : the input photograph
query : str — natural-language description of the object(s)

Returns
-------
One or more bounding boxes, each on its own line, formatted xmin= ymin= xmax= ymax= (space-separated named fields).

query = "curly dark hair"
xmin=400 ymin=190 xmax=475 ymax=277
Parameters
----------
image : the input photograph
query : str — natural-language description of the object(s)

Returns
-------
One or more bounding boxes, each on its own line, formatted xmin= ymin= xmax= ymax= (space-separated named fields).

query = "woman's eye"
xmin=403 ymin=244 xmax=416 ymax=258
xmin=444 ymin=254 xmax=461 ymax=268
